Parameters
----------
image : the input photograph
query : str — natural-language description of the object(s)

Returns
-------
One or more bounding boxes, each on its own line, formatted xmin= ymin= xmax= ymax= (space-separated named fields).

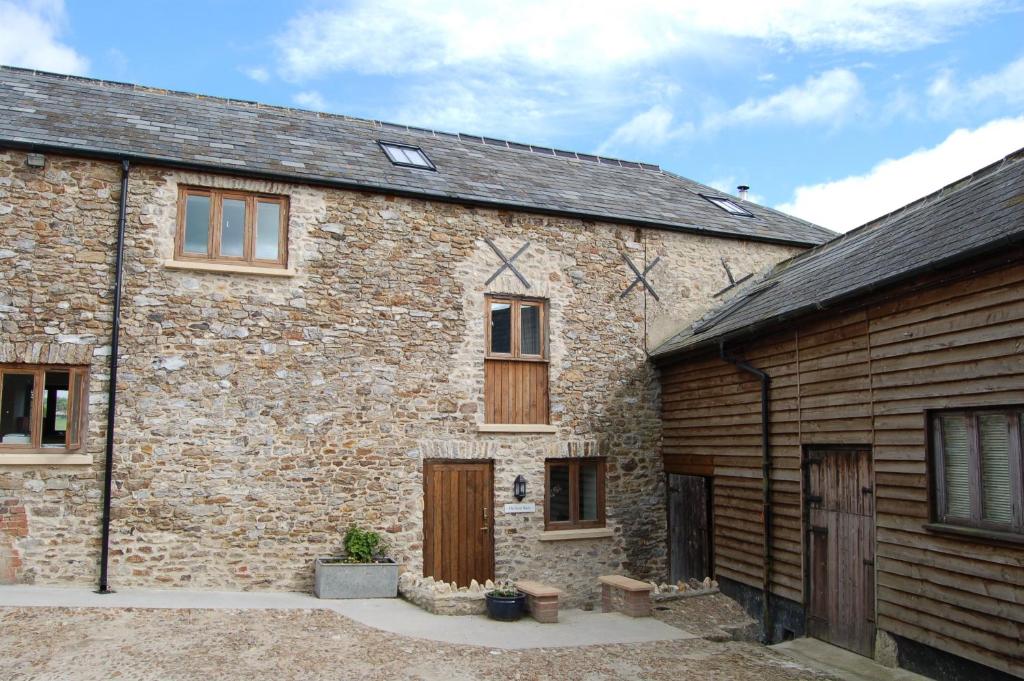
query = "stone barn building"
xmin=0 ymin=66 xmax=832 ymax=605
xmin=653 ymin=148 xmax=1024 ymax=680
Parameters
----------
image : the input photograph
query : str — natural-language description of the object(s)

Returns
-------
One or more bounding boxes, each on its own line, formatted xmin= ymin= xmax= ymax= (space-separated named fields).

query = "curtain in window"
xmin=979 ymin=414 xmax=1012 ymax=524
xmin=520 ymin=304 xmax=541 ymax=355
xmin=548 ymin=465 xmax=570 ymax=522
xmin=578 ymin=463 xmax=598 ymax=521
xmin=490 ymin=303 xmax=511 ymax=354
xmin=940 ymin=415 xmax=971 ymax=519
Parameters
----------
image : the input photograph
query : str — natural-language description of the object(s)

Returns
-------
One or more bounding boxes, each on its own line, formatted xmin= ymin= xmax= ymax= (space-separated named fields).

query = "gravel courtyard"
xmin=0 ymin=597 xmax=834 ymax=681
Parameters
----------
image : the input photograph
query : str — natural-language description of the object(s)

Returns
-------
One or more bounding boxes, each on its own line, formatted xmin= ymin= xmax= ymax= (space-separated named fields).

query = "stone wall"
xmin=0 ymin=151 xmax=120 ymax=585
xmin=0 ymin=149 xmax=801 ymax=602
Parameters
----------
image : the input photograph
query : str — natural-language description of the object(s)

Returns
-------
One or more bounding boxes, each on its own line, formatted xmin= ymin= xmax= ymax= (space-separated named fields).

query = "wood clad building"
xmin=653 ymin=149 xmax=1024 ymax=680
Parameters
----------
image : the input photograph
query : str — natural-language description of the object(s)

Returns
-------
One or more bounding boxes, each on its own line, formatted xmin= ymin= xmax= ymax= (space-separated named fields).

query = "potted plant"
xmin=314 ymin=526 xmax=399 ymax=599
xmin=485 ymin=580 xmax=526 ymax=621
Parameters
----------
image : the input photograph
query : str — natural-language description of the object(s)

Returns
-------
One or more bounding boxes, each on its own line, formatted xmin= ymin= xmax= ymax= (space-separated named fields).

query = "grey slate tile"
xmin=0 ymin=66 xmax=835 ymax=247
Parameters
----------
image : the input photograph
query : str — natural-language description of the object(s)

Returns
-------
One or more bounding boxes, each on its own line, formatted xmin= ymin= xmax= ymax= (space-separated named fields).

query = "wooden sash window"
xmin=484 ymin=296 xmax=549 ymax=424
xmin=176 ymin=187 xmax=288 ymax=268
xmin=930 ymin=408 xmax=1024 ymax=535
xmin=0 ymin=365 xmax=88 ymax=453
xmin=545 ymin=458 xmax=606 ymax=530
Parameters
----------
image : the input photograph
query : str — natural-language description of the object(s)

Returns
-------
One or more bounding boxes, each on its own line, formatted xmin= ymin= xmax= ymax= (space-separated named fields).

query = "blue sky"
xmin=2 ymin=0 xmax=1024 ymax=232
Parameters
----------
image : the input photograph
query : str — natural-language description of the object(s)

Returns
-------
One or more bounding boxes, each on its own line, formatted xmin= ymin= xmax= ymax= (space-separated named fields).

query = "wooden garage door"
xmin=806 ymin=447 xmax=876 ymax=657
xmin=423 ymin=460 xmax=494 ymax=587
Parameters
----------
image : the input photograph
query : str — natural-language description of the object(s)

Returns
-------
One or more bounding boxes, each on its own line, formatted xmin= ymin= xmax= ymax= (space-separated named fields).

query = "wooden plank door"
xmin=806 ymin=447 xmax=875 ymax=657
xmin=668 ymin=474 xmax=712 ymax=582
xmin=422 ymin=460 xmax=494 ymax=587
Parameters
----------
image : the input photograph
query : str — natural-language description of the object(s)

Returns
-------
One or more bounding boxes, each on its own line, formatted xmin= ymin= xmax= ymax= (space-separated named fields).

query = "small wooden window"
xmin=486 ymin=297 xmax=546 ymax=360
xmin=484 ymin=296 xmax=549 ymax=424
xmin=0 ymin=365 xmax=88 ymax=453
xmin=176 ymin=187 xmax=288 ymax=267
xmin=930 ymin=408 xmax=1024 ymax=535
xmin=545 ymin=458 xmax=606 ymax=530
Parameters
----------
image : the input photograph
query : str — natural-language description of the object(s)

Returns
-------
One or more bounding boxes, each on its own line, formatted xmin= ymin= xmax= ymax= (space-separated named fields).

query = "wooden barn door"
xmin=668 ymin=474 xmax=712 ymax=583
xmin=423 ymin=460 xmax=494 ymax=587
xmin=806 ymin=447 xmax=875 ymax=657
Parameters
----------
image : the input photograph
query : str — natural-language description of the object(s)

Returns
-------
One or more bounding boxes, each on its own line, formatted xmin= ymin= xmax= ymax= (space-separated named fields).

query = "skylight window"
xmin=379 ymin=141 xmax=435 ymax=170
xmin=701 ymin=194 xmax=754 ymax=217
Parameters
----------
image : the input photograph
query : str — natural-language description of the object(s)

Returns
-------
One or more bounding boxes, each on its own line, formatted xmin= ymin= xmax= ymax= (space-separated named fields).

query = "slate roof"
xmin=0 ymin=66 xmax=834 ymax=247
xmin=652 ymin=145 xmax=1024 ymax=359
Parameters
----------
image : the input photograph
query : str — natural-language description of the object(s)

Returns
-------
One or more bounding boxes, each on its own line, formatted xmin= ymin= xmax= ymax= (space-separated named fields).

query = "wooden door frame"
xmin=665 ymin=473 xmax=715 ymax=583
xmin=422 ymin=459 xmax=495 ymax=584
xmin=801 ymin=444 xmax=875 ymax=651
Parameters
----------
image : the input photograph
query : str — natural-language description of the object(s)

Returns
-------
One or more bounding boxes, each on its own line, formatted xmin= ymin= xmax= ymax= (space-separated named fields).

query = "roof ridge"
xmin=738 ymin=143 xmax=1024 ymax=280
xmin=0 ymin=64 xmax=661 ymax=172
xmin=658 ymin=168 xmax=835 ymax=237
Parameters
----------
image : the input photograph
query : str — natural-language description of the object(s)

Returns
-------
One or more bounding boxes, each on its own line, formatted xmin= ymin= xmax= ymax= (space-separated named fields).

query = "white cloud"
xmin=777 ymin=116 xmax=1024 ymax=232
xmin=599 ymin=68 xmax=863 ymax=154
xmin=965 ymin=55 xmax=1024 ymax=105
xmin=597 ymin=105 xmax=692 ymax=153
xmin=0 ymin=0 xmax=87 ymax=74
xmin=706 ymin=68 xmax=864 ymax=130
xmin=928 ymin=55 xmax=1024 ymax=115
xmin=243 ymin=66 xmax=271 ymax=83
xmin=275 ymin=0 xmax=1002 ymax=80
xmin=293 ymin=90 xmax=327 ymax=110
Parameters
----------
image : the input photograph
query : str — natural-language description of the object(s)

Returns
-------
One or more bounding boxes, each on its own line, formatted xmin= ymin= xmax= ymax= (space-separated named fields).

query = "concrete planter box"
xmin=314 ymin=557 xmax=399 ymax=599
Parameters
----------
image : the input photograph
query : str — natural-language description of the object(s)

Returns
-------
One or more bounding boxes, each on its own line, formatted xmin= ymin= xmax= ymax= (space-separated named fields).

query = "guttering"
xmin=97 ymin=159 xmax=130 ymax=594
xmin=719 ymin=340 xmax=773 ymax=643
xmin=0 ymin=139 xmax=829 ymax=249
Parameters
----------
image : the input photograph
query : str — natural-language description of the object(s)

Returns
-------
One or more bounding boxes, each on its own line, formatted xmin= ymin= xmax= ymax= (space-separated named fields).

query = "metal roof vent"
xmin=737 ymin=185 xmax=749 ymax=200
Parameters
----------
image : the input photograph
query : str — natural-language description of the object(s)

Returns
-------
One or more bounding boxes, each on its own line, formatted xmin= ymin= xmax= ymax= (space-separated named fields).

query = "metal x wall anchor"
xmin=620 ymin=253 xmax=661 ymax=301
xmin=484 ymin=236 xmax=531 ymax=288
xmin=714 ymin=257 xmax=753 ymax=297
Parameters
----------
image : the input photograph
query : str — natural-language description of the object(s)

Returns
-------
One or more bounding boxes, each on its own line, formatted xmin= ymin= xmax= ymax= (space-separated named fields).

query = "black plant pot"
xmin=485 ymin=591 xmax=526 ymax=621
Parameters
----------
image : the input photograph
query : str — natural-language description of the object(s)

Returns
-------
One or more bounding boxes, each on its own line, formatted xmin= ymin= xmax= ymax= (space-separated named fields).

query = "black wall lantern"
xmin=513 ymin=475 xmax=527 ymax=502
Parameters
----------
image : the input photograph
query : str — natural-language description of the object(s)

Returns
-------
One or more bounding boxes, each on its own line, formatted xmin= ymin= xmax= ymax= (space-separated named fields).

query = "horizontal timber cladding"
xmin=658 ymin=252 xmax=1024 ymax=677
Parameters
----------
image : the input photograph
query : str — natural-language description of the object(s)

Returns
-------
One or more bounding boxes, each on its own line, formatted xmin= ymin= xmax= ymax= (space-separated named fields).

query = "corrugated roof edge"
xmin=0 ymin=65 xmax=658 ymax=172
xmin=650 ymin=144 xmax=1024 ymax=363
xmin=0 ymin=65 xmax=833 ymax=248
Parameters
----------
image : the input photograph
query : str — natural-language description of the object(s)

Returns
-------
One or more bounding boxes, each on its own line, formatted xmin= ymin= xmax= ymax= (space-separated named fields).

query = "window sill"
xmin=164 ymin=260 xmax=295 ymax=277
xmin=0 ymin=453 xmax=92 ymax=466
xmin=477 ymin=424 xmax=557 ymax=434
xmin=539 ymin=528 xmax=613 ymax=542
xmin=923 ymin=523 xmax=1024 ymax=546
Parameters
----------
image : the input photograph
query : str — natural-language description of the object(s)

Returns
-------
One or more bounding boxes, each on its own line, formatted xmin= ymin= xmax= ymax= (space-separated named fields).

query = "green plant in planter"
xmin=343 ymin=526 xmax=385 ymax=564
xmin=488 ymin=580 xmax=520 ymax=597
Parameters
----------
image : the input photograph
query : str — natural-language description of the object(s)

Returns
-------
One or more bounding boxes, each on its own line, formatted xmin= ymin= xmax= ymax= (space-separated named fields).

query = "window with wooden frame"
xmin=0 ymin=365 xmax=88 ymax=453
xmin=929 ymin=408 xmax=1024 ymax=536
xmin=176 ymin=187 xmax=289 ymax=268
xmin=545 ymin=458 xmax=606 ymax=530
xmin=484 ymin=296 xmax=549 ymax=424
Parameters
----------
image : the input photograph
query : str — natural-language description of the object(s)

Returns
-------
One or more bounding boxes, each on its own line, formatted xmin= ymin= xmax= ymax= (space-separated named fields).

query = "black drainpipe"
xmin=719 ymin=340 xmax=773 ymax=642
xmin=97 ymin=159 xmax=130 ymax=594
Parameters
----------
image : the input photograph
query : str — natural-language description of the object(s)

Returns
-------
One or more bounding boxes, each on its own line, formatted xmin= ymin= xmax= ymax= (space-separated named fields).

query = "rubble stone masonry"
xmin=0 ymin=149 xmax=800 ymax=604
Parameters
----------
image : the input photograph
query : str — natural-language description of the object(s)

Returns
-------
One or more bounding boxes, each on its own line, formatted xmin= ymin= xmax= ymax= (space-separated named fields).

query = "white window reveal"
xmin=379 ymin=141 xmax=435 ymax=170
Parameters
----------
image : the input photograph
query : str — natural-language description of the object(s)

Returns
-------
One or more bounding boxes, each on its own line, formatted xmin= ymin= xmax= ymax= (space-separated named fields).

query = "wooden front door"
xmin=423 ymin=460 xmax=494 ymax=587
xmin=806 ymin=447 xmax=876 ymax=657
xmin=668 ymin=474 xmax=712 ymax=582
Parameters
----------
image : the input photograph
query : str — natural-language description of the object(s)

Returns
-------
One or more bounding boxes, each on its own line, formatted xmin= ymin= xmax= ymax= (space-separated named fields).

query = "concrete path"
xmin=0 ymin=585 xmax=695 ymax=650
xmin=773 ymin=638 xmax=931 ymax=681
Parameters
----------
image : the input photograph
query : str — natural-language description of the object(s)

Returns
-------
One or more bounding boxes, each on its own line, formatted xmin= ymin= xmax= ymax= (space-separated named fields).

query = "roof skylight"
xmin=702 ymin=194 xmax=753 ymax=217
xmin=379 ymin=141 xmax=435 ymax=170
